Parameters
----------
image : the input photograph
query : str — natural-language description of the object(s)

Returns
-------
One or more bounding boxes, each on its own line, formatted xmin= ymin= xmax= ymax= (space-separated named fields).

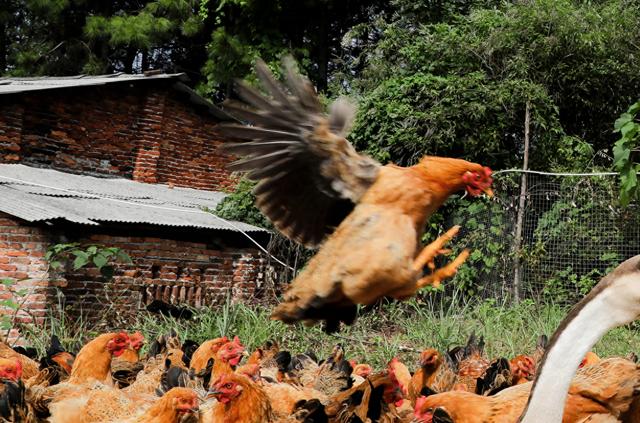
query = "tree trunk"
xmin=512 ymin=101 xmax=531 ymax=302
xmin=317 ymin=7 xmax=329 ymax=91
xmin=0 ymin=23 xmax=7 ymax=74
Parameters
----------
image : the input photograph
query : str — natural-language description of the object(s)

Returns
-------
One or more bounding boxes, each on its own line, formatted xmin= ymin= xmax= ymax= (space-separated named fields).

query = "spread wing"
xmin=217 ymin=56 xmax=381 ymax=247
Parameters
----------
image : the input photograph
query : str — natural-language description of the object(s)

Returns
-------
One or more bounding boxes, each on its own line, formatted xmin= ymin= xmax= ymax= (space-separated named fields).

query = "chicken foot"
xmin=412 ymin=225 xmax=470 ymax=288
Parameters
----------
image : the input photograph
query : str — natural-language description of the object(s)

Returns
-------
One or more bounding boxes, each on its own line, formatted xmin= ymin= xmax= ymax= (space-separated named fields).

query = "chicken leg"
xmin=412 ymin=226 xmax=470 ymax=288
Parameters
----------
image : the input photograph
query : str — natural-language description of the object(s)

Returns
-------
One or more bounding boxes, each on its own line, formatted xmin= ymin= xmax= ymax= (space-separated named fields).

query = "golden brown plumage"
xmin=0 ymin=341 xmax=39 ymax=380
xmin=68 ymin=332 xmax=130 ymax=385
xmin=450 ymin=334 xmax=490 ymax=393
xmin=202 ymin=373 xmax=276 ymax=423
xmin=219 ymin=56 xmax=493 ymax=331
xmin=189 ymin=336 xmax=228 ymax=373
xmin=413 ymin=357 xmax=640 ymax=423
xmin=409 ymin=349 xmax=456 ymax=404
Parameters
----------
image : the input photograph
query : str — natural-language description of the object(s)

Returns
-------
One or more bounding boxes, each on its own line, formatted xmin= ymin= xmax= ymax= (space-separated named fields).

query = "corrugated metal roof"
xmin=0 ymin=164 xmax=267 ymax=233
xmin=0 ymin=73 xmax=184 ymax=95
xmin=0 ymin=73 xmax=234 ymax=120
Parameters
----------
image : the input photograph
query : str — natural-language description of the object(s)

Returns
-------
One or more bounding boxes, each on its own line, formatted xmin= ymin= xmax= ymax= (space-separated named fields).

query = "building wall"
xmin=0 ymin=213 xmax=268 ymax=340
xmin=0 ymin=82 xmax=237 ymax=191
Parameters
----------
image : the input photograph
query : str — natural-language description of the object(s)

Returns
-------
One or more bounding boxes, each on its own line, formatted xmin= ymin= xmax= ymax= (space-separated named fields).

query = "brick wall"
xmin=0 ymin=213 xmax=51 ymax=341
xmin=0 ymin=213 xmax=270 ymax=339
xmin=0 ymin=81 xmax=238 ymax=191
xmin=61 ymin=231 xmax=268 ymax=323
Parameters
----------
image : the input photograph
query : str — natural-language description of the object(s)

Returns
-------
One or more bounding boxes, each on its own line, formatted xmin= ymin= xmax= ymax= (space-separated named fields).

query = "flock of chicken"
xmin=0 ymin=327 xmax=636 ymax=423
xmin=2 ymin=56 xmax=639 ymax=422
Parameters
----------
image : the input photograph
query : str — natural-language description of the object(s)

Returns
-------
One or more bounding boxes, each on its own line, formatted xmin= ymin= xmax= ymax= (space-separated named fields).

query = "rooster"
xmin=218 ymin=56 xmax=493 ymax=331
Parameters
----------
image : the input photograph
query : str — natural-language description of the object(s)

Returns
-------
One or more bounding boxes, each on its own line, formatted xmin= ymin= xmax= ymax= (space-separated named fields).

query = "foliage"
xmin=0 ymin=243 xmax=131 ymax=343
xmin=613 ymin=101 xmax=640 ymax=206
xmin=350 ymin=72 xmax=562 ymax=168
xmin=198 ymin=0 xmax=391 ymax=99
xmin=0 ymin=278 xmax=28 ymax=332
xmin=342 ymin=0 xmax=640 ymax=169
xmin=2 ymin=0 xmax=204 ymax=76
xmin=45 ymin=242 xmax=132 ymax=279
xmin=526 ymin=176 xmax=628 ymax=300
xmin=213 ymin=178 xmax=272 ymax=229
xmin=10 ymin=294 xmax=627 ymax=367
xmin=444 ymin=195 xmax=513 ymax=296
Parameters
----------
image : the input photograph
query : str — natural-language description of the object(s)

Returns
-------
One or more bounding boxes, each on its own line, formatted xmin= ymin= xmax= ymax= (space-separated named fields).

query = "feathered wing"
xmin=217 ymin=56 xmax=381 ymax=247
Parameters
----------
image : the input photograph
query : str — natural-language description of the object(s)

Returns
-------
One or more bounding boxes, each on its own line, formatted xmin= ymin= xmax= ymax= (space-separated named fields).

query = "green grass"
xmin=20 ymin=291 xmax=640 ymax=369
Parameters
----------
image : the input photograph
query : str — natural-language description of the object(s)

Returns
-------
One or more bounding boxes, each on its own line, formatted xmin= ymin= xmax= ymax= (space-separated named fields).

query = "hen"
xmin=413 ymin=357 xmax=640 ymax=423
xmin=450 ymin=333 xmax=490 ymax=392
xmin=202 ymin=373 xmax=276 ymax=423
xmin=68 ymin=332 xmax=130 ymax=385
xmin=218 ymin=56 xmax=493 ymax=331
xmin=0 ymin=340 xmax=39 ymax=380
xmin=409 ymin=349 xmax=457 ymax=403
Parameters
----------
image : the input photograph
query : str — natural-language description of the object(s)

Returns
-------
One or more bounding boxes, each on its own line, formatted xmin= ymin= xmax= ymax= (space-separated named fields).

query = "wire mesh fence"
xmin=449 ymin=171 xmax=640 ymax=305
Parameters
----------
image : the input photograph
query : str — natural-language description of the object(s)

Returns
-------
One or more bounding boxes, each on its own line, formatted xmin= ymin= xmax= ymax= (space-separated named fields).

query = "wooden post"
xmin=513 ymin=101 xmax=531 ymax=302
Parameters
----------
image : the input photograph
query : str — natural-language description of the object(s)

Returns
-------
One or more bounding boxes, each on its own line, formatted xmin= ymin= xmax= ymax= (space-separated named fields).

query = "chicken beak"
xmin=483 ymin=188 xmax=494 ymax=198
xmin=206 ymin=389 xmax=221 ymax=398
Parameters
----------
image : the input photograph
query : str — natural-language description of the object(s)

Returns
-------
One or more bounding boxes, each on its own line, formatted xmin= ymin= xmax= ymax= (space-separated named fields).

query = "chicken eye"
xmin=224 ymin=383 xmax=232 ymax=389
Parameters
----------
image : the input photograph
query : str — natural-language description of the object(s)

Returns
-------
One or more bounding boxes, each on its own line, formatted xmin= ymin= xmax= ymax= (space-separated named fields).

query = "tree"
xmin=340 ymin=0 xmax=640 ymax=170
xmin=2 ymin=0 xmax=204 ymax=76
xmin=613 ymin=101 xmax=640 ymax=206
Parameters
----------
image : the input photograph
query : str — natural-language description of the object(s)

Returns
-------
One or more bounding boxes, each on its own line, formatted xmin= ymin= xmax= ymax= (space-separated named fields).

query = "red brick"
xmin=5 ymin=250 xmax=27 ymax=257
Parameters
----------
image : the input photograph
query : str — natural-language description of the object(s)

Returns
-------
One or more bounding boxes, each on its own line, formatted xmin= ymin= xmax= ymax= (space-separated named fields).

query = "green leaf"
xmin=620 ymin=121 xmax=639 ymax=138
xmin=1 ymin=279 xmax=13 ymax=287
xmin=628 ymin=102 xmax=640 ymax=115
xmin=50 ymin=260 xmax=62 ymax=270
xmin=73 ymin=254 xmax=90 ymax=270
xmin=87 ymin=245 xmax=98 ymax=255
xmin=117 ymin=251 xmax=133 ymax=264
xmin=614 ymin=113 xmax=632 ymax=131
xmin=93 ymin=253 xmax=108 ymax=269
xmin=0 ymin=299 xmax=18 ymax=309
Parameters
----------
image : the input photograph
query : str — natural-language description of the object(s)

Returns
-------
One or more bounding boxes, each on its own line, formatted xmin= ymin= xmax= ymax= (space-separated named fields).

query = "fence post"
xmin=512 ymin=101 xmax=531 ymax=302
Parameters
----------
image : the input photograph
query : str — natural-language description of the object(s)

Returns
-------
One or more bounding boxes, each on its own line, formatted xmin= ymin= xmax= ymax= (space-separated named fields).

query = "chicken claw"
xmin=412 ymin=225 xmax=462 ymax=272
xmin=417 ymin=249 xmax=470 ymax=288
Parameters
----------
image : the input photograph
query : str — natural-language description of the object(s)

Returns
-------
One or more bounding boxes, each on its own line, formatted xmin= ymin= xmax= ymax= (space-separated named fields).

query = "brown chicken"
xmin=189 ymin=336 xmax=229 ymax=373
xmin=409 ymin=349 xmax=457 ymax=403
xmin=0 ymin=340 xmax=39 ymax=380
xmin=203 ymin=372 xmax=276 ymax=423
xmin=218 ymin=56 xmax=493 ymax=331
xmin=324 ymin=371 xmax=406 ymax=422
xmin=68 ymin=332 xmax=130 ymax=385
xmin=50 ymin=383 xmax=198 ymax=423
xmin=209 ymin=336 xmax=245 ymax=386
xmin=413 ymin=357 xmax=640 ymax=423
xmin=125 ymin=387 xmax=199 ymax=423
xmin=451 ymin=334 xmax=490 ymax=392
xmin=0 ymin=358 xmax=21 ymax=381
xmin=117 ymin=331 xmax=145 ymax=363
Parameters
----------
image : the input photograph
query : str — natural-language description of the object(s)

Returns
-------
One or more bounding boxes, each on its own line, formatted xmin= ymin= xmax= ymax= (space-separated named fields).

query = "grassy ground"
xmin=20 ymin=291 xmax=640 ymax=369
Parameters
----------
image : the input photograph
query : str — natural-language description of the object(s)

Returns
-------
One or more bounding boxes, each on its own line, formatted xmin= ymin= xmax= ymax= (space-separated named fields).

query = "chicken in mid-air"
xmin=219 ymin=56 xmax=493 ymax=332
